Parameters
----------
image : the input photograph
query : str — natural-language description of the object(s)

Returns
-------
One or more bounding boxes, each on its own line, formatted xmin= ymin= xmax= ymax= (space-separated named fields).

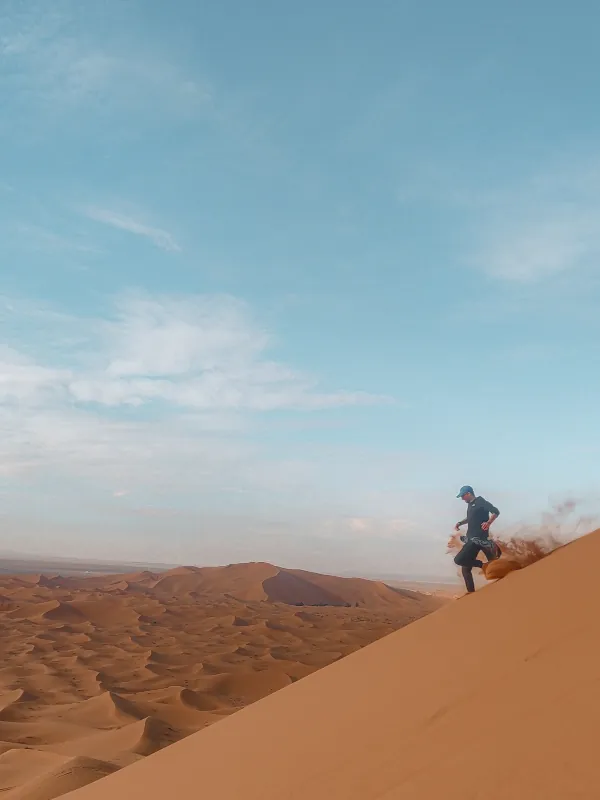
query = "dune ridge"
xmin=62 ymin=528 xmax=600 ymax=800
xmin=0 ymin=562 xmax=443 ymax=799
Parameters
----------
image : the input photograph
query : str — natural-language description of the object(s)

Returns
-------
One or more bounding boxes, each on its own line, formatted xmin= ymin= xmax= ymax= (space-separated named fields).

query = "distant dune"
xmin=143 ymin=562 xmax=425 ymax=607
xmin=0 ymin=562 xmax=443 ymax=799
xmin=63 ymin=529 xmax=600 ymax=800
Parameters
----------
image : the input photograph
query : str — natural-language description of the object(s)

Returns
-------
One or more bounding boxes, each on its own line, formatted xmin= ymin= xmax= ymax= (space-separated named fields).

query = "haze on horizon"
xmin=1 ymin=0 xmax=600 ymax=579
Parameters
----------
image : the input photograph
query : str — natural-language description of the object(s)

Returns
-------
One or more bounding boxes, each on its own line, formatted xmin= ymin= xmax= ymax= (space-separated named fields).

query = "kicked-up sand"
xmin=0 ymin=562 xmax=444 ymax=799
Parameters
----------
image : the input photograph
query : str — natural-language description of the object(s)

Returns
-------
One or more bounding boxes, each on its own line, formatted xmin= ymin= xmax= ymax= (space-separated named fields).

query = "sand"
xmin=60 ymin=529 xmax=600 ymax=799
xmin=0 ymin=563 xmax=442 ymax=799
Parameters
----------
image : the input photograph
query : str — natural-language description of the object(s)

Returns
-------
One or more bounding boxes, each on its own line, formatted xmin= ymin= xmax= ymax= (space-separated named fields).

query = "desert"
xmin=59 ymin=528 xmax=600 ymax=800
xmin=0 ymin=561 xmax=443 ymax=799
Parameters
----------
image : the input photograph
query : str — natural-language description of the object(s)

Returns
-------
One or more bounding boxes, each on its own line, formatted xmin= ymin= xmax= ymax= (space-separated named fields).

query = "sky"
xmin=1 ymin=0 xmax=599 ymax=578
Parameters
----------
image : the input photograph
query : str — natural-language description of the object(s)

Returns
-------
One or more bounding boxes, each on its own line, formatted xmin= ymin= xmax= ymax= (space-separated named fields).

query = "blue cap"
xmin=457 ymin=485 xmax=474 ymax=498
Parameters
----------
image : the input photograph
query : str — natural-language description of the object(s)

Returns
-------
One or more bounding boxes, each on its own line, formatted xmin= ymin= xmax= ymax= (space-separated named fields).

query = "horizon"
xmin=0 ymin=547 xmax=461 ymax=584
xmin=2 ymin=0 xmax=600 ymax=578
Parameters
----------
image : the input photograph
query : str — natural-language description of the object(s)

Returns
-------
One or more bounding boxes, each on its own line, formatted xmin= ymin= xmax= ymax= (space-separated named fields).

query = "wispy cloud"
xmin=397 ymin=156 xmax=600 ymax=284
xmin=347 ymin=516 xmax=417 ymax=539
xmin=1 ymin=3 xmax=211 ymax=124
xmin=83 ymin=207 xmax=180 ymax=252
xmin=0 ymin=292 xmax=389 ymax=486
xmin=470 ymin=160 xmax=600 ymax=283
xmin=475 ymin=199 xmax=600 ymax=283
xmin=0 ymin=345 xmax=68 ymax=403
xmin=63 ymin=291 xmax=386 ymax=410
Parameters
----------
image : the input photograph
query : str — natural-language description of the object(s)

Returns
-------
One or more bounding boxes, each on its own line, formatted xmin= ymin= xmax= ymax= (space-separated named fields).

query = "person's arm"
xmin=481 ymin=499 xmax=500 ymax=531
xmin=454 ymin=517 xmax=468 ymax=531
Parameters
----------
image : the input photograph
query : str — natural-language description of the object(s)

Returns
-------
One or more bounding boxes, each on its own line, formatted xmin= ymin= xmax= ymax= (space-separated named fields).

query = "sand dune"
xmin=6 ymin=756 xmax=118 ymax=800
xmin=0 ymin=750 xmax=71 ymax=790
xmin=52 ymin=693 xmax=142 ymax=729
xmin=60 ymin=529 xmax=600 ymax=799
xmin=151 ymin=563 xmax=278 ymax=600
xmin=0 ymin=562 xmax=442 ymax=799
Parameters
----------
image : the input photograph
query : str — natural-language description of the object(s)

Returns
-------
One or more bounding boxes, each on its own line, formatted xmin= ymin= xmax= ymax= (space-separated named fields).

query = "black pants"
xmin=454 ymin=538 xmax=498 ymax=593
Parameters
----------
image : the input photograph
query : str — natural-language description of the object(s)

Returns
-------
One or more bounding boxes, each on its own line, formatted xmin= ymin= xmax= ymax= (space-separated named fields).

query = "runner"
xmin=454 ymin=485 xmax=502 ymax=593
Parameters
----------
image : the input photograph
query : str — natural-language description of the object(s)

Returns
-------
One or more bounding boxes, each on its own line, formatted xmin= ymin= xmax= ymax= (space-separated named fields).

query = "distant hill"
xmin=0 ymin=553 xmax=176 ymax=576
xmin=128 ymin=561 xmax=438 ymax=610
xmin=3 ymin=560 xmax=441 ymax=612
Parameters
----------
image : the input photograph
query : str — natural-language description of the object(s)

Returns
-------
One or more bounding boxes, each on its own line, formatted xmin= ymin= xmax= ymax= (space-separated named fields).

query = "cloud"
xmin=0 ymin=345 xmax=69 ymax=403
xmin=396 ymin=156 xmax=600 ymax=284
xmin=0 ymin=291 xmax=388 ymax=485
xmin=347 ymin=517 xmax=417 ymax=539
xmin=471 ymin=160 xmax=600 ymax=283
xmin=0 ymin=3 xmax=210 ymax=123
xmin=476 ymin=204 xmax=600 ymax=283
xmin=62 ymin=292 xmax=386 ymax=411
xmin=83 ymin=207 xmax=180 ymax=252
xmin=349 ymin=517 xmax=369 ymax=532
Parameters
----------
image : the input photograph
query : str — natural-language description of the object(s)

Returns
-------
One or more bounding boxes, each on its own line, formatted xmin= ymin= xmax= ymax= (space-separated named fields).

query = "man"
xmin=453 ymin=485 xmax=502 ymax=593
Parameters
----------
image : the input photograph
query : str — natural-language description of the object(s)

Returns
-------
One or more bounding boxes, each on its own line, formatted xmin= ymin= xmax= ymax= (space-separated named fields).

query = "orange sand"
xmin=64 ymin=529 xmax=600 ymax=799
xmin=0 ymin=563 xmax=442 ymax=799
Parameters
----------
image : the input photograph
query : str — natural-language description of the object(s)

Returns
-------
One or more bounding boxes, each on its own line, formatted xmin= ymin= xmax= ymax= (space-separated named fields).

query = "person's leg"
xmin=454 ymin=541 xmax=482 ymax=593
xmin=461 ymin=565 xmax=476 ymax=593
xmin=454 ymin=540 xmax=481 ymax=567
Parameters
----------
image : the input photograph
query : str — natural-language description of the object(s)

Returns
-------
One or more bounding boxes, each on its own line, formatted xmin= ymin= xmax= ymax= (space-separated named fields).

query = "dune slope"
xmin=66 ymin=529 xmax=600 ymax=800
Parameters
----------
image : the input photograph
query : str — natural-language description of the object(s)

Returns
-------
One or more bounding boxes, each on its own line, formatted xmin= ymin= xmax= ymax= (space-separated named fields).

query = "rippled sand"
xmin=0 ymin=563 xmax=443 ymax=799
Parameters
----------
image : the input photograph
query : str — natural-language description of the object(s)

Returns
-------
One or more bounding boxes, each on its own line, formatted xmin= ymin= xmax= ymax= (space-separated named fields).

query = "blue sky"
xmin=1 ymin=0 xmax=599 ymax=577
